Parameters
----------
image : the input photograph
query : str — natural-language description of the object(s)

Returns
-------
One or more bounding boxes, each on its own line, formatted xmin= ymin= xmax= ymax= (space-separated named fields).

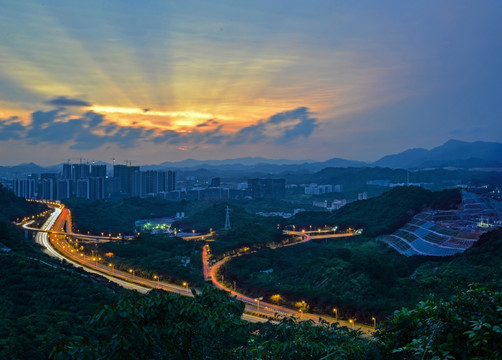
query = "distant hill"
xmin=3 ymin=139 xmax=501 ymax=175
xmin=373 ymin=139 xmax=502 ymax=169
xmin=160 ymin=157 xmax=316 ymax=167
xmin=0 ymin=162 xmax=49 ymax=177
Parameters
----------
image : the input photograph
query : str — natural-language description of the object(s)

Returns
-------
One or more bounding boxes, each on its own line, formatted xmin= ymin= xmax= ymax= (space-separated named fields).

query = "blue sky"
xmin=0 ymin=1 xmax=501 ymax=165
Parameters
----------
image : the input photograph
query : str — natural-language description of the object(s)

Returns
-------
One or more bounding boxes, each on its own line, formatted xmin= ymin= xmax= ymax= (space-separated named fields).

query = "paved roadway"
xmin=208 ymin=232 xmax=374 ymax=333
xmin=25 ymin=204 xmax=371 ymax=330
xmin=26 ymin=206 xmax=267 ymax=322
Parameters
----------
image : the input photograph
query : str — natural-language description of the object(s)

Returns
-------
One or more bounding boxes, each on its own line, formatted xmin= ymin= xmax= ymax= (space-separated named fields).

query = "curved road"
xmin=26 ymin=206 xmax=268 ymax=322
xmin=208 ymin=232 xmax=374 ymax=332
xmin=26 ymin=204 xmax=371 ymax=330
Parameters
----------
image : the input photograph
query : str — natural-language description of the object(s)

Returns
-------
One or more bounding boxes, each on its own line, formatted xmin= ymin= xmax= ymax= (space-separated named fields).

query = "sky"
xmin=0 ymin=0 xmax=501 ymax=166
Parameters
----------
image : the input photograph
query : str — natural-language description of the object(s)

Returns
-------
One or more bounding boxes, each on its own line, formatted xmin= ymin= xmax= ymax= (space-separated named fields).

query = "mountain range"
xmin=0 ymin=139 xmax=501 ymax=177
xmin=373 ymin=139 xmax=502 ymax=169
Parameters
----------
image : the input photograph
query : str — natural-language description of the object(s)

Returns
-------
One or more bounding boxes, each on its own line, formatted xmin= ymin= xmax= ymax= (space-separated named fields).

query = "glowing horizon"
xmin=1 ymin=1 xmax=501 ymax=165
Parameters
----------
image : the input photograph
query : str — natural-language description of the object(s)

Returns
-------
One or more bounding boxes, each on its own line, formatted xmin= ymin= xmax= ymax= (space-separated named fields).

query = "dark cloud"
xmin=46 ymin=96 xmax=91 ymax=107
xmin=0 ymin=106 xmax=317 ymax=149
xmin=196 ymin=118 xmax=219 ymax=127
xmin=228 ymin=107 xmax=318 ymax=145
xmin=0 ymin=117 xmax=25 ymax=140
xmin=228 ymin=123 xmax=266 ymax=145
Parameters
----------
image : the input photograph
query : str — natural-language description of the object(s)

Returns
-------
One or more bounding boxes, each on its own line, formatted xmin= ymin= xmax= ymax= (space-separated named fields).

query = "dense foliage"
xmin=52 ymin=287 xmax=249 ymax=360
xmin=0 ymin=253 xmax=119 ymax=360
xmin=0 ymin=183 xmax=46 ymax=222
xmin=293 ymin=187 xmax=461 ymax=236
xmin=223 ymin=238 xmax=422 ymax=320
xmin=223 ymin=227 xmax=502 ymax=323
xmin=52 ymin=285 xmax=502 ymax=359
xmin=96 ymin=234 xmax=204 ymax=286
xmin=174 ymin=202 xmax=282 ymax=232
xmin=0 ymin=186 xmax=118 ymax=359
xmin=378 ymin=287 xmax=502 ymax=359
xmin=63 ymin=197 xmax=210 ymax=234
xmin=52 ymin=286 xmax=379 ymax=360
xmin=211 ymin=221 xmax=285 ymax=257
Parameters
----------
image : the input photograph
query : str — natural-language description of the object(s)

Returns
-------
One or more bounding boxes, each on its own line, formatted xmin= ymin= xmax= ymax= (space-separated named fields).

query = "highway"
xmin=26 ymin=205 xmax=267 ymax=322
xmin=25 ymin=203 xmax=371 ymax=330
xmin=208 ymin=232 xmax=374 ymax=333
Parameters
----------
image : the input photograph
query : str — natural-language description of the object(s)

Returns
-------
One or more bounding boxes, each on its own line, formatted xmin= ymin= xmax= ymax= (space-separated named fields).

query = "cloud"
xmin=0 ymin=116 xmax=25 ymax=140
xmin=46 ymin=96 xmax=91 ymax=107
xmin=229 ymin=107 xmax=318 ymax=145
xmin=1 ymin=108 xmax=148 ymax=150
xmin=196 ymin=118 xmax=220 ymax=127
xmin=0 ymin=106 xmax=318 ymax=150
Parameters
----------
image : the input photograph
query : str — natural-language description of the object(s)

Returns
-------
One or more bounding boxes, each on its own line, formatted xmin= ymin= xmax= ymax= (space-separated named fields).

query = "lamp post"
xmin=183 ymin=282 xmax=188 ymax=294
xmin=349 ymin=319 xmax=354 ymax=330
xmin=333 ymin=308 xmax=338 ymax=322
xmin=299 ymin=309 xmax=303 ymax=319
xmin=129 ymin=269 xmax=135 ymax=280
xmin=154 ymin=275 xmax=159 ymax=287
xmin=254 ymin=297 xmax=263 ymax=314
xmin=109 ymin=263 xmax=114 ymax=273
xmin=372 ymin=317 xmax=376 ymax=330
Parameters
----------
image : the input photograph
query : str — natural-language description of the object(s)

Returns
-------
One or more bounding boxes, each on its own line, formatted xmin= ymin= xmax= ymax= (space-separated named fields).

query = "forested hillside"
xmin=0 ymin=186 xmax=119 ymax=359
xmin=293 ymin=186 xmax=461 ymax=236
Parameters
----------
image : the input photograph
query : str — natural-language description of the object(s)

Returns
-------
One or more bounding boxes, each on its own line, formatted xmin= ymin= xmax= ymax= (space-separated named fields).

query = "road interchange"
xmin=24 ymin=203 xmax=373 ymax=332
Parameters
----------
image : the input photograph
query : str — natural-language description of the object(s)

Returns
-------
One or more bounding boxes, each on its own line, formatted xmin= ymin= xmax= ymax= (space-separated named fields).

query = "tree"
xmin=236 ymin=316 xmax=379 ymax=360
xmin=51 ymin=287 xmax=249 ymax=360
xmin=377 ymin=287 xmax=502 ymax=359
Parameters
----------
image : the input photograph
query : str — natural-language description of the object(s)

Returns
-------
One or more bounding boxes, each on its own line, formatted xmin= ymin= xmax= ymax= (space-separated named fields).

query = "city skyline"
xmin=1 ymin=1 xmax=502 ymax=166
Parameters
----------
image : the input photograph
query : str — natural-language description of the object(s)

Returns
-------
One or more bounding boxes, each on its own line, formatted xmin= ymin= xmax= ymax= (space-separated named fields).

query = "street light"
xmin=129 ymin=269 xmax=135 ymax=280
xmin=109 ymin=263 xmax=114 ymax=273
xmin=372 ymin=317 xmax=376 ymax=330
xmin=349 ymin=319 xmax=354 ymax=330
xmin=154 ymin=275 xmax=159 ymax=287
xmin=254 ymin=297 xmax=263 ymax=314
xmin=182 ymin=281 xmax=189 ymax=294
xmin=299 ymin=309 xmax=303 ymax=319
xmin=192 ymin=229 xmax=195 ymax=236
xmin=333 ymin=308 xmax=338 ymax=322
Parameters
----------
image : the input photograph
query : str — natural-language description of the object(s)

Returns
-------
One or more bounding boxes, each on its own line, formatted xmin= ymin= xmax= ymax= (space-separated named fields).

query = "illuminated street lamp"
xmin=254 ymin=297 xmax=263 ymax=314
xmin=192 ymin=229 xmax=195 ymax=236
xmin=182 ymin=281 xmax=189 ymax=294
xmin=349 ymin=319 xmax=354 ymax=330
xmin=372 ymin=317 xmax=376 ymax=330
xmin=333 ymin=308 xmax=338 ymax=322
xmin=129 ymin=269 xmax=135 ymax=280
xmin=153 ymin=275 xmax=159 ymax=287
xmin=299 ymin=309 xmax=303 ymax=319
xmin=109 ymin=263 xmax=114 ymax=273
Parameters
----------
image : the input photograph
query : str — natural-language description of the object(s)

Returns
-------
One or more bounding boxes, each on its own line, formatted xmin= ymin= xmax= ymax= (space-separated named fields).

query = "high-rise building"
xmin=56 ymin=179 xmax=71 ymax=200
xmin=76 ymin=179 xmax=90 ymax=199
xmin=167 ymin=170 xmax=176 ymax=192
xmin=90 ymin=164 xmax=107 ymax=178
xmin=248 ymin=178 xmax=286 ymax=199
xmin=62 ymin=163 xmax=72 ymax=179
xmin=144 ymin=170 xmax=166 ymax=194
xmin=89 ymin=177 xmax=105 ymax=200
xmin=14 ymin=177 xmax=37 ymax=199
xmin=40 ymin=173 xmax=57 ymax=200
xmin=113 ymin=164 xmax=139 ymax=194
xmin=71 ymin=163 xmax=90 ymax=181
xmin=209 ymin=177 xmax=220 ymax=187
